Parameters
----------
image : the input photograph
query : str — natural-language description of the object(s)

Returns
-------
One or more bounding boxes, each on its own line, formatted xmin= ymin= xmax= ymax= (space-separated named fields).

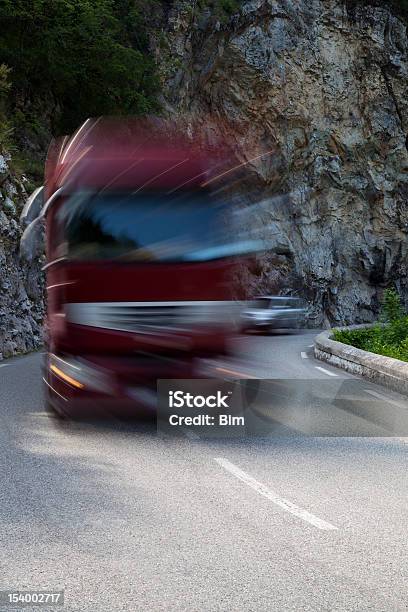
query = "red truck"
xmin=36 ymin=117 xmax=256 ymax=417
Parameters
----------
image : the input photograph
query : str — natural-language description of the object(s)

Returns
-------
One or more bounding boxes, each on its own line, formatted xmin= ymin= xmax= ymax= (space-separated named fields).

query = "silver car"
xmin=241 ymin=296 xmax=307 ymax=333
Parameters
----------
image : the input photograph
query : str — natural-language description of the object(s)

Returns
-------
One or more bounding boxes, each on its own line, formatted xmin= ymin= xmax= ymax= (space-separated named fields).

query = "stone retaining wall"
xmin=314 ymin=327 xmax=408 ymax=395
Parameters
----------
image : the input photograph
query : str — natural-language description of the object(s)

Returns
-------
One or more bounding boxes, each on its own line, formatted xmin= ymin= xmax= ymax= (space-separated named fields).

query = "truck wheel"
xmin=43 ymin=382 xmax=66 ymax=419
xmin=45 ymin=398 xmax=66 ymax=419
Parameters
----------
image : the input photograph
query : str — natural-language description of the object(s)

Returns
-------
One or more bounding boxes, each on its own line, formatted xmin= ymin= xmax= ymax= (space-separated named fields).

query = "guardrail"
xmin=314 ymin=325 xmax=408 ymax=395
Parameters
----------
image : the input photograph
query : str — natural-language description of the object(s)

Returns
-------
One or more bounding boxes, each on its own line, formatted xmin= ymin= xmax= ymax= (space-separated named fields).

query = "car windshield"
xmin=252 ymin=298 xmax=303 ymax=309
xmin=58 ymin=191 xmax=252 ymax=262
xmin=253 ymin=298 xmax=273 ymax=309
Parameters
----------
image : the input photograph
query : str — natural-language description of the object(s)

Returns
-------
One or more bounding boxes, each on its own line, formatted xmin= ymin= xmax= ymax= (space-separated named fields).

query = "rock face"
xmin=159 ymin=0 xmax=408 ymax=326
xmin=0 ymin=152 xmax=44 ymax=358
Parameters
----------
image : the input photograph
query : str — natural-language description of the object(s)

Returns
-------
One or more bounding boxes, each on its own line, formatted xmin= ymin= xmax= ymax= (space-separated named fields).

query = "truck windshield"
xmin=58 ymin=191 xmax=249 ymax=263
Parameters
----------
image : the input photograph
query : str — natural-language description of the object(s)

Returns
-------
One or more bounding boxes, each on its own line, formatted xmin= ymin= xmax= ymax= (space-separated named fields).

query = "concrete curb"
xmin=314 ymin=325 xmax=408 ymax=395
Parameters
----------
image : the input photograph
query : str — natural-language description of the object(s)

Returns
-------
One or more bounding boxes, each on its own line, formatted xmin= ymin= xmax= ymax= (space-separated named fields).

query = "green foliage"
xmin=333 ymin=326 xmax=380 ymax=350
xmin=381 ymin=288 xmax=404 ymax=323
xmin=333 ymin=289 xmax=408 ymax=362
xmin=0 ymin=63 xmax=13 ymax=148
xmin=218 ymin=0 xmax=240 ymax=14
xmin=0 ymin=0 xmax=159 ymax=136
xmin=0 ymin=63 xmax=11 ymax=96
xmin=197 ymin=0 xmax=240 ymax=21
xmin=12 ymin=153 xmax=44 ymax=188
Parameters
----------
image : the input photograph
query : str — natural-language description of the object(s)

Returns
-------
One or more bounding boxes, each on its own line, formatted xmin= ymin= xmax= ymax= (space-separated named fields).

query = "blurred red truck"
xmin=39 ymin=117 xmax=252 ymax=417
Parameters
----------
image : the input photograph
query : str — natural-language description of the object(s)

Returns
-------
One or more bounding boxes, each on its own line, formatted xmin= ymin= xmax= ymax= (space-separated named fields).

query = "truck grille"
xmin=65 ymin=301 xmax=236 ymax=333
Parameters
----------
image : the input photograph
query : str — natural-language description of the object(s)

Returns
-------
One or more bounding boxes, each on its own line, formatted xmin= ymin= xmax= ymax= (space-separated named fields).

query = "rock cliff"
xmin=0 ymin=152 xmax=44 ymax=357
xmin=1 ymin=0 xmax=407 ymax=360
xmin=158 ymin=0 xmax=408 ymax=326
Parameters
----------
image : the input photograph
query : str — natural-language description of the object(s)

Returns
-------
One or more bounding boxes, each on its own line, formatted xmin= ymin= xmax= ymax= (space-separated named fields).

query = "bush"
xmin=381 ymin=288 xmax=404 ymax=323
xmin=333 ymin=289 xmax=408 ymax=362
xmin=333 ymin=326 xmax=379 ymax=349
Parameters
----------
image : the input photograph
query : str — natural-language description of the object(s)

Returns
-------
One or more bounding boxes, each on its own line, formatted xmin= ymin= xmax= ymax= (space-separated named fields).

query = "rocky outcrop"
xmin=0 ymin=152 xmax=44 ymax=358
xmin=158 ymin=0 xmax=408 ymax=326
xmin=1 ymin=0 xmax=407 ymax=359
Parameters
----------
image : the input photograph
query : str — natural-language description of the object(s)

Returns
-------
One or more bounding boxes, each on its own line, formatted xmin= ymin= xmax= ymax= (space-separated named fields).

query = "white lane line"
xmin=0 ymin=364 xmax=10 ymax=368
xmin=300 ymin=352 xmax=308 ymax=359
xmin=308 ymin=345 xmax=314 ymax=348
xmin=315 ymin=366 xmax=338 ymax=377
xmin=364 ymin=389 xmax=408 ymax=409
xmin=182 ymin=428 xmax=200 ymax=441
xmin=214 ymin=458 xmax=338 ymax=531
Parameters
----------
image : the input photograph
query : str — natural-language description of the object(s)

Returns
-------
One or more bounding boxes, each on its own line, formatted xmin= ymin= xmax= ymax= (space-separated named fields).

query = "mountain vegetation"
xmin=333 ymin=290 xmax=408 ymax=361
xmin=0 ymin=0 xmax=161 ymax=181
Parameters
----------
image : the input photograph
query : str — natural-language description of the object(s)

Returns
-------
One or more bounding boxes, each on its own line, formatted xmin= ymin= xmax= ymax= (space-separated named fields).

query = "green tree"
xmin=0 ymin=0 xmax=159 ymax=135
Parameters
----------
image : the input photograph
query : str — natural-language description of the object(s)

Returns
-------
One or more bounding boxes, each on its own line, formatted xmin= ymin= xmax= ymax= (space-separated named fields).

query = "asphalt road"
xmin=1 ymin=332 xmax=408 ymax=611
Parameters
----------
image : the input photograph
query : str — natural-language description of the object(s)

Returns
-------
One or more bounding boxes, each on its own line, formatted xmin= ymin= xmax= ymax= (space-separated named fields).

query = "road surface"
xmin=1 ymin=332 xmax=408 ymax=611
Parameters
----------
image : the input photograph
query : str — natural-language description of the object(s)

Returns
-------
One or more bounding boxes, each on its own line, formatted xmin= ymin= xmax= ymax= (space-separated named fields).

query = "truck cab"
xmin=40 ymin=117 xmax=254 ymax=417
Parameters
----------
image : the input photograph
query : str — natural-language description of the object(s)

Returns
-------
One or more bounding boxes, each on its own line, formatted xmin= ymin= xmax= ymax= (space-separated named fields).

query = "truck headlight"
xmin=49 ymin=354 xmax=113 ymax=394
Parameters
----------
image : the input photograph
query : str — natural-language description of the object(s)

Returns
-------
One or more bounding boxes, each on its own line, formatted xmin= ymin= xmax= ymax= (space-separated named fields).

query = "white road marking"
xmin=364 ymin=389 xmax=408 ymax=409
xmin=315 ymin=366 xmax=338 ymax=377
xmin=0 ymin=364 xmax=10 ymax=368
xmin=215 ymin=458 xmax=338 ymax=531
xmin=182 ymin=428 xmax=200 ymax=441
xmin=308 ymin=344 xmax=314 ymax=348
xmin=301 ymin=352 xmax=308 ymax=359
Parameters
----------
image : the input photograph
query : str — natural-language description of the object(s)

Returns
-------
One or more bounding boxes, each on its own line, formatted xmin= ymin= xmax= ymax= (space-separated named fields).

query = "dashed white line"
xmin=315 ymin=366 xmax=338 ymax=377
xmin=0 ymin=364 xmax=10 ymax=369
xmin=300 ymin=352 xmax=308 ymax=359
xmin=215 ymin=458 xmax=338 ymax=530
